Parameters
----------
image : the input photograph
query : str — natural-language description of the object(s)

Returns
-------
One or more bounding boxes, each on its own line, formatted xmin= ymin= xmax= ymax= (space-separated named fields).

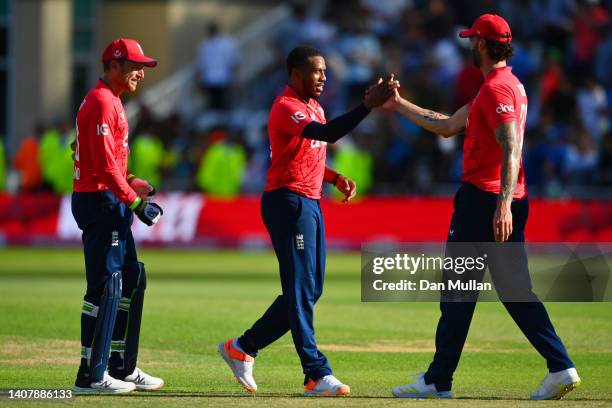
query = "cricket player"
xmin=72 ymin=38 xmax=165 ymax=393
xmin=385 ymin=15 xmax=580 ymax=400
xmin=219 ymin=46 xmax=399 ymax=396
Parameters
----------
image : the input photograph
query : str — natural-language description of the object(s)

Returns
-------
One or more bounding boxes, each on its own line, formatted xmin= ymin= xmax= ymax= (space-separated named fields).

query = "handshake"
xmin=362 ymin=74 xmax=402 ymax=111
xmin=129 ymin=177 xmax=163 ymax=227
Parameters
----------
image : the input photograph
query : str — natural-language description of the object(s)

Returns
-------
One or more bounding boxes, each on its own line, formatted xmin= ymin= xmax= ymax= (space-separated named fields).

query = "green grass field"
xmin=1 ymin=247 xmax=611 ymax=407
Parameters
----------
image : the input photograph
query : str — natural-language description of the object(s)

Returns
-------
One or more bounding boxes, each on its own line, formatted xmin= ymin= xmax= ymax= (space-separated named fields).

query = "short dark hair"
xmin=102 ymin=58 xmax=126 ymax=72
xmin=485 ymin=39 xmax=514 ymax=63
xmin=286 ymin=45 xmax=322 ymax=75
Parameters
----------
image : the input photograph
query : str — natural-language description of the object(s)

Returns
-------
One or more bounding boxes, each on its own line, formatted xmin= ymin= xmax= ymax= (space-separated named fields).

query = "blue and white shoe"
xmin=392 ymin=373 xmax=453 ymax=399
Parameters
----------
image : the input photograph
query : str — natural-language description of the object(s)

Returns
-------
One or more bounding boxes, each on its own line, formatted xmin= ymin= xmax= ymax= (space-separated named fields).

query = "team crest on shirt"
xmin=290 ymin=111 xmax=307 ymax=123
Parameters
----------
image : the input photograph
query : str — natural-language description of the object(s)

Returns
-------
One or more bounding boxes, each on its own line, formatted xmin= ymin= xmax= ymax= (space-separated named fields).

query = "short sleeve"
xmin=269 ymin=98 xmax=316 ymax=137
xmin=478 ymin=84 xmax=517 ymax=129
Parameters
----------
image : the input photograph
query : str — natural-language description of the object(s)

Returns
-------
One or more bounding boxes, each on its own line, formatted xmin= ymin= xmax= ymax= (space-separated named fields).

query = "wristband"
xmin=331 ymin=173 xmax=341 ymax=186
xmin=127 ymin=174 xmax=137 ymax=184
xmin=129 ymin=196 xmax=142 ymax=211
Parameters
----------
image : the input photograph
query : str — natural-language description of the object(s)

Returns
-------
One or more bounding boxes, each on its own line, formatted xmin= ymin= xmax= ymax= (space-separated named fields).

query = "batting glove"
xmin=131 ymin=198 xmax=163 ymax=226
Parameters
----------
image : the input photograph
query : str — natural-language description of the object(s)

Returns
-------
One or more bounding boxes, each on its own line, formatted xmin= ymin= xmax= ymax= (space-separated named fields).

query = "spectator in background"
xmin=276 ymin=4 xmax=308 ymax=56
xmin=331 ymin=133 xmax=374 ymax=198
xmin=566 ymin=126 xmax=598 ymax=184
xmin=425 ymin=0 xmax=462 ymax=90
xmin=360 ymin=0 xmax=411 ymax=36
xmin=39 ymin=122 xmax=75 ymax=194
xmin=242 ymin=126 xmax=270 ymax=194
xmin=571 ymin=0 xmax=610 ymax=73
xmin=453 ymin=47 xmax=484 ymax=109
xmin=197 ymin=22 xmax=239 ymax=110
xmin=196 ymin=128 xmax=246 ymax=197
xmin=541 ymin=0 xmax=575 ymax=53
xmin=131 ymin=131 xmax=165 ymax=191
xmin=39 ymin=126 xmax=61 ymax=190
xmin=12 ymin=131 xmax=43 ymax=192
xmin=337 ymin=19 xmax=382 ymax=105
xmin=577 ymin=76 xmax=609 ymax=143
xmin=275 ymin=3 xmax=334 ymax=53
xmin=499 ymin=0 xmax=544 ymax=42
xmin=539 ymin=49 xmax=564 ymax=107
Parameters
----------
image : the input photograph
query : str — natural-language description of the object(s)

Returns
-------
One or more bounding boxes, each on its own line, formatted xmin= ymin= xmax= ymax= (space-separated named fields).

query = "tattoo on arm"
xmin=494 ymin=121 xmax=521 ymax=203
xmin=423 ymin=110 xmax=447 ymax=123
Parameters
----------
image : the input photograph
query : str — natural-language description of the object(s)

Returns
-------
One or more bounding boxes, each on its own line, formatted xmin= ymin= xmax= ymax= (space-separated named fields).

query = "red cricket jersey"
xmin=264 ymin=85 xmax=328 ymax=199
xmin=463 ymin=66 xmax=528 ymax=199
xmin=73 ymin=79 xmax=138 ymax=205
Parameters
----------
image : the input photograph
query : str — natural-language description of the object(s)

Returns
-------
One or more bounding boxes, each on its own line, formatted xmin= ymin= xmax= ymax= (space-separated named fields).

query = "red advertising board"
xmin=0 ymin=193 xmax=610 ymax=247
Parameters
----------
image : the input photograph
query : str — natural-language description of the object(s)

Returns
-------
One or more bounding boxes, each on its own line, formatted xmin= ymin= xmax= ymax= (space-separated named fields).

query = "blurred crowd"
xmin=6 ymin=0 xmax=612 ymax=198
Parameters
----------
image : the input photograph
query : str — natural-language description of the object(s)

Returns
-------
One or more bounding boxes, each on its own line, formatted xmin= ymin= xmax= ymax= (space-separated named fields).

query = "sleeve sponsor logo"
xmin=310 ymin=139 xmax=327 ymax=149
xmin=96 ymin=123 xmax=110 ymax=136
xmin=290 ymin=111 xmax=307 ymax=123
xmin=495 ymin=104 xmax=515 ymax=114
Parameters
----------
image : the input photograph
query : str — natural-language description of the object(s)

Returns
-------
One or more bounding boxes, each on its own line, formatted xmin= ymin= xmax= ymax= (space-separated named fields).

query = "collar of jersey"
xmin=284 ymin=85 xmax=315 ymax=107
xmin=98 ymin=78 xmax=119 ymax=97
xmin=486 ymin=66 xmax=512 ymax=81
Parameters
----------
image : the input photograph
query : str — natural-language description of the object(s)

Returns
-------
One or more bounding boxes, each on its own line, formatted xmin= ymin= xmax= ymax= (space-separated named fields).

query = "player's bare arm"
xmin=493 ymin=120 xmax=521 ymax=242
xmin=387 ymin=93 xmax=468 ymax=138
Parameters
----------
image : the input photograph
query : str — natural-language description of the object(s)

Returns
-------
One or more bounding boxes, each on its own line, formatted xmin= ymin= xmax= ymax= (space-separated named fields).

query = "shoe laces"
xmin=320 ymin=375 xmax=342 ymax=387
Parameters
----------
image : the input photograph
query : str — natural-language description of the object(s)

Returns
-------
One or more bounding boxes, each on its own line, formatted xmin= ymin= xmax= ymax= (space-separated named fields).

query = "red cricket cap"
xmin=459 ymin=14 xmax=512 ymax=43
xmin=102 ymin=38 xmax=157 ymax=67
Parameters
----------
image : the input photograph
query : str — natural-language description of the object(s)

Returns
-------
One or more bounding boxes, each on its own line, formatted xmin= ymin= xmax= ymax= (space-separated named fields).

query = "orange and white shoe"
xmin=304 ymin=375 xmax=350 ymax=396
xmin=218 ymin=338 xmax=257 ymax=393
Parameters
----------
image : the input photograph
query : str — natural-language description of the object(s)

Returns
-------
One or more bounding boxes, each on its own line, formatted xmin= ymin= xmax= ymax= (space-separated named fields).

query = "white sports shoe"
xmin=531 ymin=367 xmax=581 ymax=400
xmin=73 ymin=371 xmax=136 ymax=393
xmin=392 ymin=373 xmax=453 ymax=398
xmin=304 ymin=375 xmax=350 ymax=396
xmin=124 ymin=367 xmax=165 ymax=391
xmin=218 ymin=338 xmax=257 ymax=393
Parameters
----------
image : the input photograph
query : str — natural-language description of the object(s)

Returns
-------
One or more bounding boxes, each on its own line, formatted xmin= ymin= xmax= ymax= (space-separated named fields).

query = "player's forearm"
xmin=324 ymin=167 xmax=340 ymax=185
xmin=393 ymin=98 xmax=452 ymax=136
xmin=301 ymin=103 xmax=370 ymax=143
xmin=494 ymin=122 xmax=521 ymax=205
